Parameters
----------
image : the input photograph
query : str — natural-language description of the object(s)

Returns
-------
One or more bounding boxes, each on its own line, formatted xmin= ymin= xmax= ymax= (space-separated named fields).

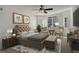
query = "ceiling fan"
xmin=33 ymin=5 xmax=53 ymax=14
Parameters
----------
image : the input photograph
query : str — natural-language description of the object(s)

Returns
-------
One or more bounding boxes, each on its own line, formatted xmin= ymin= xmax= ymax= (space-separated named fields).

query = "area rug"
xmin=10 ymin=45 xmax=57 ymax=53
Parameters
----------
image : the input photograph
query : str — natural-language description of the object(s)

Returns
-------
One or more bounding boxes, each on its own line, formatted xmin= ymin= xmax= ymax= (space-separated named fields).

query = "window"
xmin=48 ymin=16 xmax=58 ymax=27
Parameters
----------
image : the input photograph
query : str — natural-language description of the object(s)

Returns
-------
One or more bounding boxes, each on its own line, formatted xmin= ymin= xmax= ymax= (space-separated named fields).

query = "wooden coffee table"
xmin=44 ymin=35 xmax=57 ymax=50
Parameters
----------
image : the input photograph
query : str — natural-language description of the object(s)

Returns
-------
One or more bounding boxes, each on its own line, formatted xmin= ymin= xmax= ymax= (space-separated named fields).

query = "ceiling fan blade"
xmin=45 ymin=8 xmax=53 ymax=10
xmin=44 ymin=10 xmax=47 ymax=14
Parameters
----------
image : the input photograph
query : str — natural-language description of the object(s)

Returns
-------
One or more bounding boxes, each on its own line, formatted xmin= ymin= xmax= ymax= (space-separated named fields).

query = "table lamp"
xmin=55 ymin=22 xmax=59 ymax=26
xmin=7 ymin=29 xmax=13 ymax=38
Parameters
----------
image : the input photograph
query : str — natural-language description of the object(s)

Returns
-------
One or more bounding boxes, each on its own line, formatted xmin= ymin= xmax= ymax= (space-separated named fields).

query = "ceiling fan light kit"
xmin=33 ymin=5 xmax=53 ymax=14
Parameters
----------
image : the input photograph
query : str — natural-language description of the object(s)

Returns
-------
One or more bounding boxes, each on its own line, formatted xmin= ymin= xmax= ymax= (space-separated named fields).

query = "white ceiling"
xmin=1 ymin=5 xmax=75 ymax=15
xmin=29 ymin=5 xmax=74 ymax=11
xmin=2 ymin=5 xmax=74 ymax=11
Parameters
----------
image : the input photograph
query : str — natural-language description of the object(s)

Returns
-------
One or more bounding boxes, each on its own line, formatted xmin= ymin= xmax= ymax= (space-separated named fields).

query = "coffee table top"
xmin=45 ymin=35 xmax=57 ymax=42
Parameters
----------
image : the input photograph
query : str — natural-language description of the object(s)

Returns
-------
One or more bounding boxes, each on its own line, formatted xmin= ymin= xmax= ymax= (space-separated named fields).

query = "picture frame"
xmin=13 ymin=13 xmax=23 ymax=24
xmin=23 ymin=16 xmax=30 ymax=24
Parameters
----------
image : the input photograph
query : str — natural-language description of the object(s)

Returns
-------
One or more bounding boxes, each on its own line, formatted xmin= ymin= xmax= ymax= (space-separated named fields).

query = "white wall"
xmin=62 ymin=10 xmax=72 ymax=36
xmin=0 ymin=8 xmax=4 ymax=49
xmin=36 ymin=15 xmax=48 ymax=27
xmin=0 ymin=6 xmax=36 ymax=49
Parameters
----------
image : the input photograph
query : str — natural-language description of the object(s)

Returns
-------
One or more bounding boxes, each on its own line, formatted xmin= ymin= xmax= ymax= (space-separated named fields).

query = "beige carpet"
xmin=61 ymin=37 xmax=71 ymax=53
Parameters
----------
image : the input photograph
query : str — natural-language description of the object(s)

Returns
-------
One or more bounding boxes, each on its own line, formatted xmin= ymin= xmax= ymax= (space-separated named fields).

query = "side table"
xmin=2 ymin=37 xmax=18 ymax=49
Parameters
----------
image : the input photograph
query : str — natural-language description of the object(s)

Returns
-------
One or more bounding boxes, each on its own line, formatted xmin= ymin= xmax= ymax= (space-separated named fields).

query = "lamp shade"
xmin=12 ymin=34 xmax=16 ymax=37
xmin=55 ymin=22 xmax=59 ymax=26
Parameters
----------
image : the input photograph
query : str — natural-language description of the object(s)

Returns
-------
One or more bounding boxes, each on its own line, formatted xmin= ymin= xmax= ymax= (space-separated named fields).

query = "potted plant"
xmin=36 ymin=25 xmax=41 ymax=32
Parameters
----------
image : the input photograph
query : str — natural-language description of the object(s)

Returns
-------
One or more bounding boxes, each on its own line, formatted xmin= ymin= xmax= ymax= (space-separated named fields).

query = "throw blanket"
xmin=27 ymin=32 xmax=49 ymax=42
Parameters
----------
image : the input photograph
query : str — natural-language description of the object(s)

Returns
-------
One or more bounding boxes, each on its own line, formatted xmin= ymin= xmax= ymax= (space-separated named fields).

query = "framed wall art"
xmin=13 ymin=13 xmax=23 ymax=24
xmin=23 ymin=16 xmax=30 ymax=24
